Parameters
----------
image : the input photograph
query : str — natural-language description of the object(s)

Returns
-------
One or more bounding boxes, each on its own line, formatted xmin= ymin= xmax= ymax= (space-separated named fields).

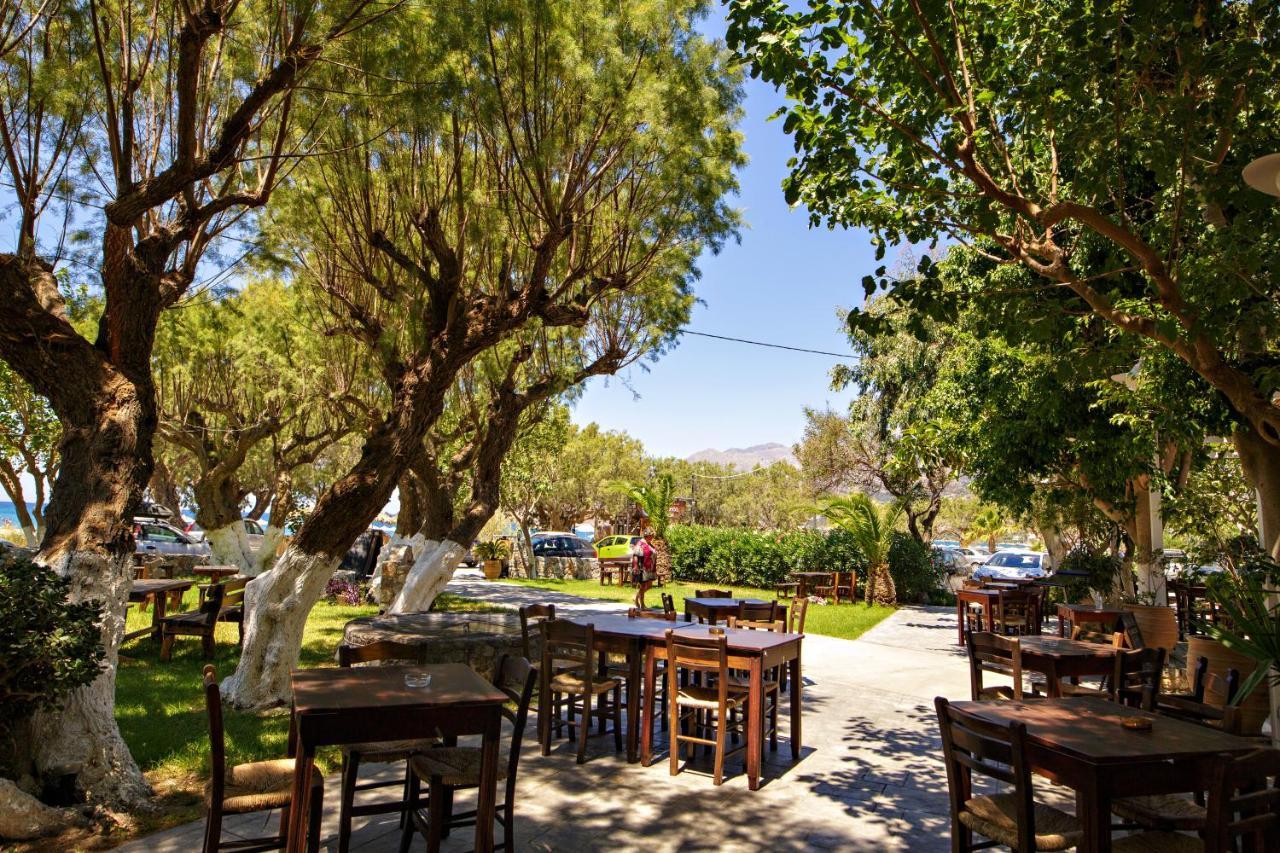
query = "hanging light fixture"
xmin=1243 ymin=153 xmax=1280 ymax=197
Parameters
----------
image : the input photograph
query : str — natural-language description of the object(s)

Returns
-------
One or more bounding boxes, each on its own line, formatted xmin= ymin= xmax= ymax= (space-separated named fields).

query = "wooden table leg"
xmin=984 ymin=600 xmax=996 ymax=634
xmin=626 ymin=641 xmax=641 ymax=763
xmin=474 ymin=710 xmax=500 ymax=853
xmin=151 ymin=591 xmax=168 ymax=642
xmin=285 ymin=743 xmax=314 ymax=853
xmin=788 ymin=653 xmax=802 ymax=759
xmin=746 ymin=658 xmax=763 ymax=791
xmin=1076 ymin=780 xmax=1111 ymax=853
xmin=641 ymin=645 xmax=656 ymax=765
xmin=956 ymin=597 xmax=966 ymax=645
xmin=1044 ymin=661 xmax=1062 ymax=698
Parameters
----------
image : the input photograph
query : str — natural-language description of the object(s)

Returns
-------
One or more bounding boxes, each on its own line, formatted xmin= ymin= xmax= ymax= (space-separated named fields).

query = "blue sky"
xmin=569 ymin=9 xmax=875 ymax=459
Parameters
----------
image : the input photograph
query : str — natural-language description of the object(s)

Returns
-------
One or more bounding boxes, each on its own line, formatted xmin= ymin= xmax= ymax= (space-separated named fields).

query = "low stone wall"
xmin=342 ymin=611 xmax=528 ymax=682
xmin=507 ymin=554 xmax=600 ymax=580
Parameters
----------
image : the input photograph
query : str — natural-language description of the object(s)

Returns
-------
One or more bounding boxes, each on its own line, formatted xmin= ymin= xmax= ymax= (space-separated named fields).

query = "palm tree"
xmin=612 ymin=474 xmax=675 ymax=582
xmin=822 ymin=493 xmax=903 ymax=607
xmin=968 ymin=506 xmax=1010 ymax=555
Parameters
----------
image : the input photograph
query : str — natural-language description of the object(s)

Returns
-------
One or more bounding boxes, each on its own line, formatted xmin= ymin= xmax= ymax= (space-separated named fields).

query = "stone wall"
xmin=508 ymin=553 xmax=600 ymax=580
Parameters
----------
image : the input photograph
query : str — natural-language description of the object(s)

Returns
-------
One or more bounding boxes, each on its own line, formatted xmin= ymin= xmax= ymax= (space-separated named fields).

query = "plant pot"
xmin=1187 ymin=635 xmax=1270 ymax=735
xmin=482 ymin=559 xmax=503 ymax=580
xmin=1124 ymin=604 xmax=1178 ymax=653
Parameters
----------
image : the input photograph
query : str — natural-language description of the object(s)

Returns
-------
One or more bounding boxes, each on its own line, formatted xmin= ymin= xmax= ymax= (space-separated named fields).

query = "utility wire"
xmin=677 ymin=329 xmax=855 ymax=360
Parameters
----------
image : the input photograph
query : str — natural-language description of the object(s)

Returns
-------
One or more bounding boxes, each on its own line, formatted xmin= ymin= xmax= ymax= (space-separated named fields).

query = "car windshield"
xmin=987 ymin=553 xmax=1040 ymax=569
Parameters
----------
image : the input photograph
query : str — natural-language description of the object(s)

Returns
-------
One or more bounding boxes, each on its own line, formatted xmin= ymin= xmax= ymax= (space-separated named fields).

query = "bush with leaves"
xmin=0 ymin=552 xmax=103 ymax=736
xmin=887 ymin=533 xmax=948 ymax=605
xmin=1056 ymin=545 xmax=1123 ymax=602
xmin=666 ymin=525 xmax=866 ymax=587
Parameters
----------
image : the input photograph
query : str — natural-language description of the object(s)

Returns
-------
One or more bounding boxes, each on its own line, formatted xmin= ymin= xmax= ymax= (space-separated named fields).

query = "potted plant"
xmin=473 ymin=540 xmax=510 ymax=580
xmin=1121 ymin=590 xmax=1179 ymax=654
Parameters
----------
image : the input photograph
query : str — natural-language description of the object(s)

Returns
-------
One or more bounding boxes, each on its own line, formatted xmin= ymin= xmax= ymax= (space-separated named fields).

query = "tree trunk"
xmin=0 ymin=458 xmax=39 ymax=546
xmin=205 ymin=521 xmax=257 ymax=573
xmin=1234 ymin=426 xmax=1280 ymax=558
xmin=1131 ymin=477 xmax=1166 ymax=604
xmin=220 ymin=547 xmax=340 ymax=709
xmin=389 ymin=539 xmax=467 ymax=613
xmin=864 ymin=561 xmax=896 ymax=607
xmin=520 ymin=522 xmax=537 ymax=579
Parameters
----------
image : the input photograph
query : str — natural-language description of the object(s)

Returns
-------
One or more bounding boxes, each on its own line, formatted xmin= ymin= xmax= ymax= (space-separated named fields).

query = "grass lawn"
xmin=112 ymin=588 xmax=505 ymax=839
xmin=494 ymin=577 xmax=896 ymax=641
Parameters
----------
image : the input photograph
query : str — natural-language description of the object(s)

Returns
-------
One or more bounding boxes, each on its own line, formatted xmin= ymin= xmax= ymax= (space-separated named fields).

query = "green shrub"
xmin=666 ymin=524 xmax=867 ymax=587
xmin=888 ymin=533 xmax=948 ymax=605
xmin=0 ymin=552 xmax=104 ymax=735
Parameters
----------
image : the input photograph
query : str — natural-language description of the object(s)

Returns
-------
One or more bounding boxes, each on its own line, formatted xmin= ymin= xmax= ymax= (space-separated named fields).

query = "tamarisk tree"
xmin=222 ymin=0 xmax=740 ymax=709
xmin=728 ymin=0 xmax=1280 ymax=554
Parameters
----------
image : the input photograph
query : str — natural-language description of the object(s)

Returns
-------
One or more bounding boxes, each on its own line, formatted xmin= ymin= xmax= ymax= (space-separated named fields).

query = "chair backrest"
xmin=966 ymin=631 xmax=1023 ymax=701
xmin=338 ymin=639 xmax=429 ymax=667
xmin=542 ymin=619 xmax=595 ymax=684
xmin=194 ymin=581 xmax=228 ymax=625
xmin=519 ymin=603 xmax=556 ymax=660
xmin=1112 ymin=646 xmax=1166 ymax=708
xmin=219 ymin=577 xmax=249 ymax=611
xmin=492 ymin=655 xmax=537 ymax=796
xmin=785 ymin=597 xmax=809 ymax=634
xmin=961 ymin=578 xmax=985 ymax=590
xmin=737 ymin=600 xmax=778 ymax=622
xmin=1203 ymin=748 xmax=1280 ymax=853
xmin=695 ymin=589 xmax=732 ymax=598
xmin=1117 ymin=612 xmax=1145 ymax=649
xmin=660 ymin=593 xmax=676 ymax=617
xmin=202 ymin=665 xmax=227 ymax=807
xmin=727 ymin=616 xmax=785 ymax=632
xmin=628 ymin=607 xmax=676 ymax=621
xmin=1071 ymin=624 xmax=1125 ymax=647
xmin=934 ymin=696 xmax=1037 ymax=853
xmin=665 ymin=629 xmax=730 ymax=703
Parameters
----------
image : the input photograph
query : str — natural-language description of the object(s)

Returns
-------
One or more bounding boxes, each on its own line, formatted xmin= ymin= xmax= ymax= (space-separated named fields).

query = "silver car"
xmin=134 ymin=518 xmax=211 ymax=559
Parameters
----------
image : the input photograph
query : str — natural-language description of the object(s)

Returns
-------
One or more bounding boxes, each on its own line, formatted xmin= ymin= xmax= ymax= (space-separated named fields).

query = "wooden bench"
xmin=160 ymin=577 xmax=248 ymax=661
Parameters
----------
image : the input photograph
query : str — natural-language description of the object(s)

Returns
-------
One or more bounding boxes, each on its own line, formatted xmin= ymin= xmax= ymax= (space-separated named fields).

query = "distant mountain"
xmin=687 ymin=443 xmax=798 ymax=471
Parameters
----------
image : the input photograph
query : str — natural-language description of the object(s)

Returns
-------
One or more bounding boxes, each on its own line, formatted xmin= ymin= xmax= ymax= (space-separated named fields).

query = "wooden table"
xmin=954 ymin=587 xmax=1002 ymax=644
xmin=952 ymin=698 xmax=1260 ymax=852
xmin=286 ymin=663 xmax=507 ymax=853
xmin=683 ymin=596 xmax=770 ymax=625
xmin=641 ymin=623 xmax=803 ymax=791
xmin=123 ymin=579 xmax=195 ymax=642
xmin=1056 ymin=603 xmax=1126 ymax=638
xmin=192 ymin=564 xmax=240 ymax=581
xmin=1017 ymin=636 xmax=1119 ymax=698
xmin=788 ymin=572 xmax=832 ymax=598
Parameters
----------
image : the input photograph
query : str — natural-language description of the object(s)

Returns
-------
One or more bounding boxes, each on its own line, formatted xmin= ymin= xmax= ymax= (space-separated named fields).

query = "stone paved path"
xmin=116 ymin=575 xmax=1012 ymax=851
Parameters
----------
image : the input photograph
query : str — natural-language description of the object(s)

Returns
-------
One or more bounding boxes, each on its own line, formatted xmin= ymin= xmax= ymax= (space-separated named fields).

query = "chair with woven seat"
xmin=725 ymin=616 xmax=783 ymax=750
xmin=161 ymin=579 xmax=238 ymax=661
xmin=518 ymin=603 xmax=556 ymax=661
xmin=666 ymin=628 xmax=750 ymax=785
xmin=399 ymin=655 xmax=536 ymax=853
xmin=333 ymin=641 xmax=435 ymax=851
xmin=966 ymin=632 xmax=1028 ymax=701
xmin=1111 ymin=748 xmax=1280 ymax=853
xmin=539 ymin=620 xmax=623 ymax=764
xmin=1061 ymin=646 xmax=1165 ymax=707
xmin=737 ymin=600 xmax=779 ymax=622
xmin=991 ymin=589 xmax=1038 ymax=636
xmin=201 ymin=665 xmax=323 ymax=853
xmin=778 ymin=597 xmax=808 ymax=692
xmin=935 ymin=696 xmax=1083 ymax=852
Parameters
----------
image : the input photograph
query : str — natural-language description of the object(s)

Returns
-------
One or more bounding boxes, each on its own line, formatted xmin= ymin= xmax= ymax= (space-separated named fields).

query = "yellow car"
xmin=594 ymin=534 xmax=639 ymax=561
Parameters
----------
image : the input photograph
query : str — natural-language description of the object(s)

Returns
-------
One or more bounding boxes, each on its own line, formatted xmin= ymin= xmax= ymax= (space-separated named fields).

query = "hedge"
xmin=665 ymin=525 xmax=867 ymax=588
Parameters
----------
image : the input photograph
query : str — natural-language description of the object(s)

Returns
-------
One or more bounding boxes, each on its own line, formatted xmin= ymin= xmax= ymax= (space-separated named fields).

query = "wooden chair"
xmin=1112 ymin=748 xmax=1280 ymax=853
xmin=695 ymin=588 xmax=732 ymax=598
xmin=333 ymin=641 xmax=436 ymax=852
xmin=737 ymin=600 xmax=778 ymax=622
xmin=783 ymin=597 xmax=809 ymax=633
xmin=517 ymin=603 xmax=555 ymax=661
xmin=201 ymin=665 xmax=323 ymax=853
xmin=660 ymin=593 xmax=676 ymax=618
xmin=628 ymin=607 xmax=676 ymax=621
xmin=539 ymin=620 xmax=623 ymax=764
xmin=160 ymin=580 xmax=238 ymax=661
xmin=991 ymin=589 xmax=1038 ymax=636
xmin=216 ymin=578 xmax=248 ymax=647
xmin=725 ymin=616 xmax=784 ymax=751
xmin=934 ymin=696 xmax=1083 ymax=852
xmin=815 ymin=571 xmax=855 ymax=604
xmin=1064 ymin=646 xmax=1166 ymax=706
xmin=811 ymin=572 xmax=838 ymax=600
xmin=400 ymin=656 xmax=537 ymax=853
xmin=965 ymin=632 xmax=1027 ymax=702
xmin=665 ymin=629 xmax=750 ymax=786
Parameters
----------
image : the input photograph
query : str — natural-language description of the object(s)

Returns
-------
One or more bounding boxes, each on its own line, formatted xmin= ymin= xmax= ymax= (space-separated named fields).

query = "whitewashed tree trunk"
xmin=30 ymin=549 xmax=151 ymax=807
xmin=249 ymin=524 xmax=286 ymax=576
xmin=20 ymin=524 xmax=38 ymax=548
xmin=221 ymin=546 xmax=339 ymax=709
xmin=205 ymin=520 xmax=256 ymax=573
xmin=390 ymin=539 xmax=466 ymax=614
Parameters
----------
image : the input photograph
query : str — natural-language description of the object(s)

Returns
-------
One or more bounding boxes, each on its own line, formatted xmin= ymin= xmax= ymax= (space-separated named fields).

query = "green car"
xmin=594 ymin=534 xmax=639 ymax=561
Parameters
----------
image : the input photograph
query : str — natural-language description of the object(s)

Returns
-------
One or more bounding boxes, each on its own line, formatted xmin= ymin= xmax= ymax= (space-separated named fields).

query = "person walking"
xmin=631 ymin=531 xmax=657 ymax=610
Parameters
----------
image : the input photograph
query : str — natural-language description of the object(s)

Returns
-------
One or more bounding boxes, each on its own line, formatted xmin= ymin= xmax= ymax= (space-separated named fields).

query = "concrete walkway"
xmin=118 ymin=576 xmax=992 ymax=851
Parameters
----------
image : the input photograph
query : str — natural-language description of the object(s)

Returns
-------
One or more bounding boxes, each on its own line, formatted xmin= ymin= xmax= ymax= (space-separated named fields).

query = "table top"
xmin=790 ymin=571 xmax=834 ymax=578
xmin=685 ymin=597 xmax=769 ymax=609
xmin=673 ymin=623 xmax=803 ymax=652
xmin=956 ymin=587 xmax=1003 ymax=600
xmin=1018 ymin=636 xmax=1118 ymax=660
xmin=291 ymin=663 xmax=507 ymax=714
xmin=951 ymin=697 xmax=1260 ymax=765
xmin=1057 ymin=603 xmax=1127 ymax=615
xmin=565 ymin=615 xmax=802 ymax=651
xmin=193 ymin=565 xmax=240 ymax=576
xmin=564 ymin=613 xmax=683 ymax=639
xmin=130 ymin=578 xmax=195 ymax=594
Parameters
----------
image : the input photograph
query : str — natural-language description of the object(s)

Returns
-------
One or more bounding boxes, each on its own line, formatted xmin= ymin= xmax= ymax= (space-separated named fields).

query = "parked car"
xmin=595 ymin=534 xmax=639 ymax=561
xmin=972 ymin=550 xmax=1049 ymax=581
xmin=134 ymin=518 xmax=212 ymax=559
xmin=184 ymin=518 xmax=267 ymax=554
xmin=932 ymin=547 xmax=965 ymax=575
xmin=531 ymin=534 xmax=597 ymax=559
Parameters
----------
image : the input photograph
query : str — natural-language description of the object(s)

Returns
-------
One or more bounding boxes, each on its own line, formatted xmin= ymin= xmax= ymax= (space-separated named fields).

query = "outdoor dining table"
xmin=192 ymin=564 xmax=240 ymax=581
xmin=1056 ymin=603 xmax=1126 ymax=638
xmin=788 ymin=571 xmax=832 ymax=598
xmin=1016 ymin=635 xmax=1119 ymax=698
xmin=123 ymin=578 xmax=195 ymax=642
xmin=950 ymin=697 xmax=1261 ymax=852
xmin=285 ymin=663 xmax=507 ymax=853
xmin=641 ymin=622 xmax=803 ymax=791
xmin=683 ymin=596 xmax=769 ymax=624
xmin=954 ymin=587 xmax=1002 ymax=644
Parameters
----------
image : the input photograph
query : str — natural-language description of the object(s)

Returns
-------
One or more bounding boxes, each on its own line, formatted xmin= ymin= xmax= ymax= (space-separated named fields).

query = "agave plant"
xmin=1206 ymin=549 xmax=1280 ymax=732
xmin=821 ymin=493 xmax=903 ymax=606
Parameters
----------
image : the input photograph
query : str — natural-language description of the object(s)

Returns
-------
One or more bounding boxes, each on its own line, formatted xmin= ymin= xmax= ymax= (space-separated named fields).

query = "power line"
xmin=677 ymin=329 xmax=855 ymax=360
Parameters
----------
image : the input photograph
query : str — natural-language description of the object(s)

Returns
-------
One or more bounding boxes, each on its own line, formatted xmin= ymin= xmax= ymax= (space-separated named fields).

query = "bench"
xmin=160 ymin=577 xmax=248 ymax=661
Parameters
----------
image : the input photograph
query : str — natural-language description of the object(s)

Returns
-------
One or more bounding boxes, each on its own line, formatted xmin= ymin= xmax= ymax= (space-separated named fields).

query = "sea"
xmin=0 ymin=500 xmax=32 ymax=529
